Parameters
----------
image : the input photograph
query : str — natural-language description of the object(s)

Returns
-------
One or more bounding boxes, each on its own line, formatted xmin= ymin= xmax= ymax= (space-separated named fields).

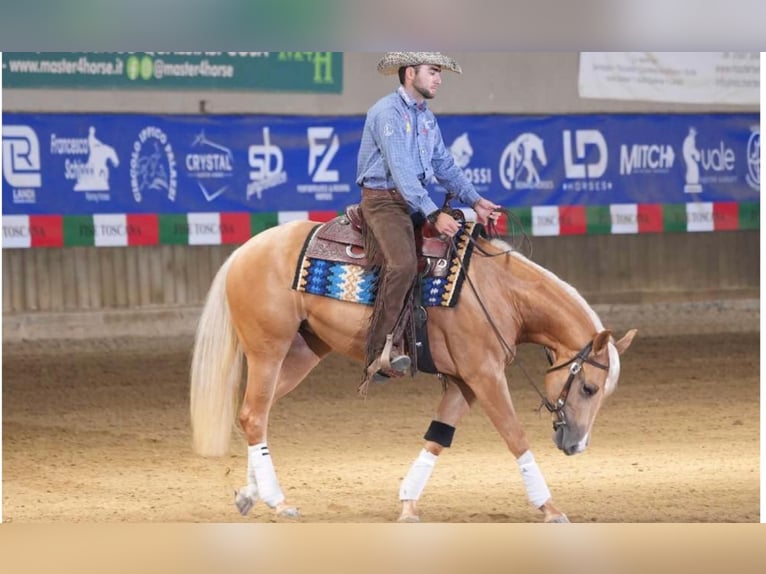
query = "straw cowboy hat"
xmin=376 ymin=52 xmax=462 ymax=75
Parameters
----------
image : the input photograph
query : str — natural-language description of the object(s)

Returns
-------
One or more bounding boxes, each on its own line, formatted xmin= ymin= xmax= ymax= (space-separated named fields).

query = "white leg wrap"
xmin=517 ymin=450 xmax=551 ymax=509
xmin=248 ymin=443 xmax=285 ymax=508
xmin=399 ymin=449 xmax=438 ymax=501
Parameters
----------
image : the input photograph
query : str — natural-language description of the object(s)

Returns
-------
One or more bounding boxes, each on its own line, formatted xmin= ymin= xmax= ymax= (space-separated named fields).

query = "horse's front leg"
xmin=398 ymin=377 xmax=475 ymax=523
xmin=470 ymin=373 xmax=569 ymax=523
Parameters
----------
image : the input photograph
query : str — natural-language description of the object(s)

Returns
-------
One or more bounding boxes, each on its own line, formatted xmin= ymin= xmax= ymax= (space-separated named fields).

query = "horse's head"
xmin=543 ymin=329 xmax=636 ymax=455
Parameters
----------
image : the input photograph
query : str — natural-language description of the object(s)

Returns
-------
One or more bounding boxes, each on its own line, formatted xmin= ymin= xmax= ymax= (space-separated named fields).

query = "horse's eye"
xmin=581 ymin=382 xmax=598 ymax=397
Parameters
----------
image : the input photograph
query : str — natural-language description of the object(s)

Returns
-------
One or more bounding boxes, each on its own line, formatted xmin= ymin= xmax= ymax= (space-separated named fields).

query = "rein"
xmin=445 ymin=216 xmax=608 ymax=430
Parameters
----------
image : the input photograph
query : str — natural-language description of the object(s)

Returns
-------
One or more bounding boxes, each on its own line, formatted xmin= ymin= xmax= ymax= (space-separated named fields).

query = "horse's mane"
xmin=485 ymin=235 xmax=621 ymax=393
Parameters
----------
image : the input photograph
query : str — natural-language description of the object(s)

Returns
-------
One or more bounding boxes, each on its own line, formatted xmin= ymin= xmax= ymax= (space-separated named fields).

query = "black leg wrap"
xmin=423 ymin=420 xmax=456 ymax=448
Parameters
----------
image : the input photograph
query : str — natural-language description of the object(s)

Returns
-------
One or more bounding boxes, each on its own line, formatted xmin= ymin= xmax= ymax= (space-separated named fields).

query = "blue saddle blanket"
xmin=292 ymin=222 xmax=479 ymax=308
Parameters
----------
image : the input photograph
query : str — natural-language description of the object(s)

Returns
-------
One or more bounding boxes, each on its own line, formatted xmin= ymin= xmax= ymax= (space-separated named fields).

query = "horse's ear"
xmin=614 ymin=329 xmax=638 ymax=355
xmin=592 ymin=330 xmax=612 ymax=354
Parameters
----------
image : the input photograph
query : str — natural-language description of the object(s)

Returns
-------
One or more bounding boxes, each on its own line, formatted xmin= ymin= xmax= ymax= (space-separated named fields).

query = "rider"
xmin=356 ymin=52 xmax=500 ymax=383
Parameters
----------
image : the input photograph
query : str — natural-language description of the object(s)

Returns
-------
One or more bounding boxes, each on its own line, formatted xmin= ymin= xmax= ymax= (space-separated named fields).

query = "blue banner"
xmin=3 ymin=112 xmax=759 ymax=216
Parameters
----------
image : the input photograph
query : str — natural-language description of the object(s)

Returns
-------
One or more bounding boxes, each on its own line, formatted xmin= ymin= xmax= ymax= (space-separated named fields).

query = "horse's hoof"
xmin=397 ymin=514 xmax=421 ymax=523
xmin=234 ymin=486 xmax=258 ymax=516
xmin=275 ymin=504 xmax=301 ymax=519
xmin=545 ymin=513 xmax=570 ymax=523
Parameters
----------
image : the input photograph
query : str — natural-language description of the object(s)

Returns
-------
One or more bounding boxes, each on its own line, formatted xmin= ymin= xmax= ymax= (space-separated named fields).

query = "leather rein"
xmin=445 ymin=211 xmax=609 ymax=430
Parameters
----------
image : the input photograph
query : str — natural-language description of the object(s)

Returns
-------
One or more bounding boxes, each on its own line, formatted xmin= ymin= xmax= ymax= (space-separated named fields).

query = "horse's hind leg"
xmin=235 ymin=331 xmax=330 ymax=518
xmin=398 ymin=377 xmax=475 ymax=523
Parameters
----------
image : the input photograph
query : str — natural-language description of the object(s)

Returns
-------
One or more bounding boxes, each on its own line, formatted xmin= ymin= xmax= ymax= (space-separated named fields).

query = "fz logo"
xmin=2 ymin=125 xmax=42 ymax=188
xmin=307 ymin=127 xmax=339 ymax=183
xmin=563 ymin=129 xmax=607 ymax=179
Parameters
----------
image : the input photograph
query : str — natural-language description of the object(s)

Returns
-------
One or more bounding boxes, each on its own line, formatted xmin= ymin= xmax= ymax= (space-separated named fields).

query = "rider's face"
xmin=411 ymin=65 xmax=442 ymax=100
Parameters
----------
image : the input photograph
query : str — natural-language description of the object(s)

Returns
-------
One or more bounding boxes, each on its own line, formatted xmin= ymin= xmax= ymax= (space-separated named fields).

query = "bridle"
xmin=543 ymin=341 xmax=609 ymax=430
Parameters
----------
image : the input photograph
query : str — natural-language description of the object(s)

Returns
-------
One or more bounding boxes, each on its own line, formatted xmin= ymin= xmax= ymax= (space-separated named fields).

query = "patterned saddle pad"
xmin=292 ymin=218 xmax=481 ymax=308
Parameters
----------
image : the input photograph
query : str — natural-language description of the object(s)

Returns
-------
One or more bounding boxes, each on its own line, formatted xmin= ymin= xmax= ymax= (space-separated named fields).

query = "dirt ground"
xmin=2 ymin=331 xmax=760 ymax=523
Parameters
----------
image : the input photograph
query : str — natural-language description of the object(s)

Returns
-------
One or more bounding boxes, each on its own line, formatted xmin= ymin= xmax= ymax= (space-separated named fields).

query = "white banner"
xmin=578 ymin=52 xmax=760 ymax=105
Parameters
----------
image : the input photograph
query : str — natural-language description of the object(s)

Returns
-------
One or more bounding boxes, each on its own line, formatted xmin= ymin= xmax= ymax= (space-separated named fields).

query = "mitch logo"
xmin=307 ymin=127 xmax=339 ymax=183
xmin=2 ymin=125 xmax=42 ymax=202
xmin=619 ymin=144 xmax=675 ymax=175
xmin=563 ymin=129 xmax=607 ymax=179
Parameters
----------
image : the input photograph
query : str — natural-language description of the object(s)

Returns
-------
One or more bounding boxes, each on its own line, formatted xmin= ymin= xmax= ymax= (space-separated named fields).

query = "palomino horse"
xmin=190 ymin=219 xmax=636 ymax=523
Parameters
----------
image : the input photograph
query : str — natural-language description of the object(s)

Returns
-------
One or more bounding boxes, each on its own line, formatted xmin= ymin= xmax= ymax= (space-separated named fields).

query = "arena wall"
xmin=2 ymin=52 xmax=759 ymax=339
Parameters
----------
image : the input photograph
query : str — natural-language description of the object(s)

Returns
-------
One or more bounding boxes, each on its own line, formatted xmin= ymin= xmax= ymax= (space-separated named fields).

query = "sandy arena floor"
xmin=2 ymin=331 xmax=760 ymax=523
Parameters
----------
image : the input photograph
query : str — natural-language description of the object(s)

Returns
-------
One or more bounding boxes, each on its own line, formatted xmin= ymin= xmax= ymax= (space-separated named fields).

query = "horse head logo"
xmin=746 ymin=126 xmax=760 ymax=190
xmin=499 ymin=133 xmax=548 ymax=189
xmin=449 ymin=132 xmax=473 ymax=169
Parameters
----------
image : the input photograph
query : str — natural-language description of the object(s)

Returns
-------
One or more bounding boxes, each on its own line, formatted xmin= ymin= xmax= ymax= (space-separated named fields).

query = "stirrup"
xmin=366 ymin=335 xmax=411 ymax=383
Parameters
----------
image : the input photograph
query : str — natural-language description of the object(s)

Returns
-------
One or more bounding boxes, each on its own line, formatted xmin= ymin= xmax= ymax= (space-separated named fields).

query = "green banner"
xmin=2 ymin=52 xmax=343 ymax=93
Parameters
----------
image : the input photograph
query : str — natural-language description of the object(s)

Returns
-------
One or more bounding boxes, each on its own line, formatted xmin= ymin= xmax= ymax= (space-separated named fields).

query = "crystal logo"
xmin=297 ymin=127 xmax=350 ymax=200
xmin=745 ymin=126 xmax=759 ymax=191
xmin=563 ymin=129 xmax=607 ymax=179
xmin=186 ymin=131 xmax=234 ymax=202
xmin=51 ymin=126 xmax=119 ymax=202
xmin=499 ymin=133 xmax=552 ymax=191
xmin=130 ymin=126 xmax=178 ymax=203
xmin=2 ymin=125 xmax=42 ymax=204
xmin=449 ymin=133 xmax=492 ymax=191
xmin=247 ymin=127 xmax=287 ymax=200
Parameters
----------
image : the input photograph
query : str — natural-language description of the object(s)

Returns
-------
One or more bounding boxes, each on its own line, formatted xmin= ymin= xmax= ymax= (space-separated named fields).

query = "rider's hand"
xmin=434 ymin=212 xmax=461 ymax=238
xmin=473 ymin=198 xmax=501 ymax=225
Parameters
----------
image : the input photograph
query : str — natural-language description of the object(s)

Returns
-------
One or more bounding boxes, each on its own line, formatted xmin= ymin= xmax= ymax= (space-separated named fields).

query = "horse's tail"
xmin=189 ymin=248 xmax=244 ymax=457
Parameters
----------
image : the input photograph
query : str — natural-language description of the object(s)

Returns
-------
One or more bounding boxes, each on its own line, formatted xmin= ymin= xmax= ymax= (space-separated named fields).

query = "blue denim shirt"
xmin=356 ymin=86 xmax=481 ymax=217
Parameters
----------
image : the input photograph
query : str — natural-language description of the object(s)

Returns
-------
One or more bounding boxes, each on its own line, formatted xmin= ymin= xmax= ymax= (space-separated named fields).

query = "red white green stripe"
xmin=2 ymin=203 xmax=759 ymax=249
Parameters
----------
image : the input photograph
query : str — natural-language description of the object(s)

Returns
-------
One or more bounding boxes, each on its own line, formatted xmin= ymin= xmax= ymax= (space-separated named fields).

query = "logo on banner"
xmin=682 ymin=126 xmax=737 ymax=194
xmin=50 ymin=126 xmax=119 ymax=202
xmin=2 ymin=125 xmax=42 ymax=204
xmin=562 ymin=129 xmax=613 ymax=192
xmin=746 ymin=126 xmax=760 ymax=190
xmin=130 ymin=126 xmax=178 ymax=203
xmin=619 ymin=143 xmax=675 ymax=175
xmin=297 ymin=127 xmax=350 ymax=200
xmin=186 ymin=131 xmax=234 ymax=202
xmin=449 ymin=133 xmax=492 ymax=191
xmin=247 ymin=127 xmax=287 ymax=200
xmin=499 ymin=133 xmax=552 ymax=191
xmin=682 ymin=127 xmax=703 ymax=193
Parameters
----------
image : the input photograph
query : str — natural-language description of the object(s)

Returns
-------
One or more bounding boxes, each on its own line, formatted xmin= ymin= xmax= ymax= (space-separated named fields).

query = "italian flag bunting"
xmin=1 ymin=204 xmax=760 ymax=249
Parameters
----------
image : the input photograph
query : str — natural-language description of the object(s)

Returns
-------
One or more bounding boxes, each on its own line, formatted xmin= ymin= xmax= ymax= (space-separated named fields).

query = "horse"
xmin=189 ymin=217 xmax=636 ymax=523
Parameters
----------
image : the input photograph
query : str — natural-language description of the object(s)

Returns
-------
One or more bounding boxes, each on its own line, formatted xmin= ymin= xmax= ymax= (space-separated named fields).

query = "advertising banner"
xmin=2 ymin=112 xmax=759 ymax=247
xmin=2 ymin=52 xmax=343 ymax=93
xmin=579 ymin=52 xmax=760 ymax=105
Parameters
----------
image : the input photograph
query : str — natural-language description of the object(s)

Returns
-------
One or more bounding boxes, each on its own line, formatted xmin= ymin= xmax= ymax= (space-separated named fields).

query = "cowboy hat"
xmin=376 ymin=52 xmax=462 ymax=75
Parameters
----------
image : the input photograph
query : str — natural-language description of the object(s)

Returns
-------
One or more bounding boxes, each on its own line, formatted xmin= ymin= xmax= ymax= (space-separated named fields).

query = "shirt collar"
xmin=397 ymin=86 xmax=428 ymax=112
